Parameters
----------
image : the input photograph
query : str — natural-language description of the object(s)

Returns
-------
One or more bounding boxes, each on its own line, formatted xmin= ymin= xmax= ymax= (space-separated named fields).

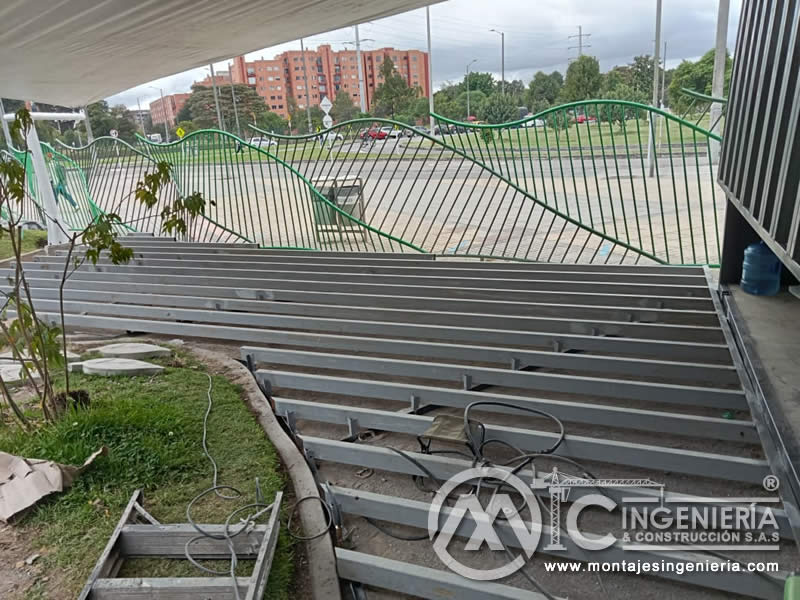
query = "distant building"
xmin=130 ymin=108 xmax=150 ymax=131
xmin=194 ymin=70 xmax=232 ymax=87
xmin=149 ymin=93 xmax=190 ymax=126
xmin=225 ymin=45 xmax=429 ymax=119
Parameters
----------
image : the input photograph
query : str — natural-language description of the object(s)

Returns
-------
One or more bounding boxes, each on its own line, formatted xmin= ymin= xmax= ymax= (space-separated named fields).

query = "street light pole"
xmin=209 ymin=64 xmax=224 ymax=131
xmin=148 ymin=86 xmax=171 ymax=142
xmin=136 ymin=97 xmax=147 ymax=134
xmin=299 ymin=38 xmax=313 ymax=133
xmin=710 ymin=0 xmax=730 ymax=162
xmin=355 ymin=25 xmax=367 ymax=113
xmin=490 ymin=29 xmax=505 ymax=94
xmin=466 ymin=59 xmax=477 ymax=121
xmin=0 ymin=97 xmax=11 ymax=148
xmin=647 ymin=0 xmax=662 ymax=177
xmin=426 ymin=7 xmax=435 ymax=135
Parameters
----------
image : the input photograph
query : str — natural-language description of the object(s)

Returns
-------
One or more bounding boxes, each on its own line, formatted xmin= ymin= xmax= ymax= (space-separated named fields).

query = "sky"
xmin=107 ymin=0 xmax=741 ymax=110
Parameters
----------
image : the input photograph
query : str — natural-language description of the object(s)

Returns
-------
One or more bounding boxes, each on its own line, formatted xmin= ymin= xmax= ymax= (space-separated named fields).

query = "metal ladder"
xmin=78 ymin=489 xmax=282 ymax=600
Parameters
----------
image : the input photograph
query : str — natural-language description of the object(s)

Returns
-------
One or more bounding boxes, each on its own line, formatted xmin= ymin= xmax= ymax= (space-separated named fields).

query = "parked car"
xmin=575 ymin=114 xmax=597 ymax=124
xmin=412 ymin=125 xmax=430 ymax=136
xmin=147 ymin=133 xmax=162 ymax=143
xmin=360 ymin=128 xmax=388 ymax=140
xmin=522 ymin=118 xmax=546 ymax=128
xmin=380 ymin=126 xmax=403 ymax=138
xmin=249 ymin=137 xmax=278 ymax=148
xmin=318 ymin=131 xmax=344 ymax=143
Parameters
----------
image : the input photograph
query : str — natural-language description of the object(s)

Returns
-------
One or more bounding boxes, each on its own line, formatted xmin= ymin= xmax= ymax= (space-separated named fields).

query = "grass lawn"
xmin=0 ymin=350 xmax=293 ymax=599
xmin=0 ymin=229 xmax=47 ymax=260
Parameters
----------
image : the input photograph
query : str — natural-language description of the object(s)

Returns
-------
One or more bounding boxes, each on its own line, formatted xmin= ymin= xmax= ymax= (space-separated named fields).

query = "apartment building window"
xmin=412 ymin=56 xmax=418 ymax=61
xmin=270 ymin=95 xmax=276 ymax=100
xmin=276 ymin=86 xmax=281 ymax=90
xmin=259 ymin=76 xmax=263 ymax=81
xmin=278 ymin=104 xmax=283 ymax=109
xmin=271 ymin=105 xmax=277 ymax=109
xmin=376 ymin=56 xmax=381 ymax=62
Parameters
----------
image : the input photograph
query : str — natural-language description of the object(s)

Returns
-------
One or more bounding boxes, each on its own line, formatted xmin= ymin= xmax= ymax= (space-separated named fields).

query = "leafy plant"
xmin=0 ymin=108 xmax=207 ymax=426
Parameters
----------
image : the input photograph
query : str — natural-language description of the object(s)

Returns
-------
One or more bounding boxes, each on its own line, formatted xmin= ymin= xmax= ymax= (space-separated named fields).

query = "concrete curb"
xmin=190 ymin=347 xmax=341 ymax=600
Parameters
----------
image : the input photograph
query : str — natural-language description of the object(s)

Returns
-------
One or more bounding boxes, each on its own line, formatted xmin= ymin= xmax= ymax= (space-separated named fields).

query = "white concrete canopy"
xmin=0 ymin=0 xmax=439 ymax=106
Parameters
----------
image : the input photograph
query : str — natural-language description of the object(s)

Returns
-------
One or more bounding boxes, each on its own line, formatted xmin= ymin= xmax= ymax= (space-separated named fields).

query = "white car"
xmin=249 ymin=137 xmax=278 ymax=148
xmin=522 ymin=118 xmax=546 ymax=128
xmin=380 ymin=126 xmax=403 ymax=138
xmin=319 ymin=132 xmax=344 ymax=143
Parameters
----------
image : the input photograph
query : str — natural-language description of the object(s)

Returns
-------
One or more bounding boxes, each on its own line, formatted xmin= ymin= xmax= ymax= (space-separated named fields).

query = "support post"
xmin=647 ymin=0 xmax=662 ymax=177
xmin=355 ymin=26 xmax=367 ymax=114
xmin=26 ymin=122 xmax=68 ymax=245
xmin=300 ymin=38 xmax=313 ymax=133
xmin=0 ymin=97 xmax=10 ymax=148
xmin=83 ymin=106 xmax=94 ymax=142
xmin=210 ymin=64 xmax=223 ymax=132
xmin=426 ymin=7 xmax=435 ymax=136
xmin=710 ymin=0 xmax=730 ymax=163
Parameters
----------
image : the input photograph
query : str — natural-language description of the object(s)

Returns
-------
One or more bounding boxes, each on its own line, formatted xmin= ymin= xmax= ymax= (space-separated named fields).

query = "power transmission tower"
xmin=568 ymin=26 xmax=591 ymax=57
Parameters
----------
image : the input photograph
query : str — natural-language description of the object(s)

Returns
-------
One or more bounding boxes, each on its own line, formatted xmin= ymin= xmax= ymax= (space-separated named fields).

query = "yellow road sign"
xmin=176 ymin=126 xmax=186 ymax=138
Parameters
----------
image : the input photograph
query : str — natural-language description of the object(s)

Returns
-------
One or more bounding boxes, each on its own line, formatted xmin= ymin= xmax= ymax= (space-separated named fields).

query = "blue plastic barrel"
xmin=741 ymin=241 xmax=781 ymax=296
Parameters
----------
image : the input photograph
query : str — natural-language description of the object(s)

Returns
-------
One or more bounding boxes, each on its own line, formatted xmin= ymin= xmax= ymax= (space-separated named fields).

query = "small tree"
xmin=483 ymin=93 xmax=518 ymax=124
xmin=560 ymin=55 xmax=602 ymax=103
xmin=372 ymin=58 xmax=418 ymax=119
xmin=330 ymin=91 xmax=358 ymax=123
xmin=0 ymin=109 xmax=207 ymax=426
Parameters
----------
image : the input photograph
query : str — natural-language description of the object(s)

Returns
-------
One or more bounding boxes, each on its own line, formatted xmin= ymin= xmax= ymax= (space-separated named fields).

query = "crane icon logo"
xmin=427 ymin=466 xmax=542 ymax=580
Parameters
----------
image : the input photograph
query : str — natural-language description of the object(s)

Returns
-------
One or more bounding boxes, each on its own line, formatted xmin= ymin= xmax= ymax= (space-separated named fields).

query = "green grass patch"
xmin=0 ymin=229 xmax=47 ymax=260
xmin=0 ymin=350 xmax=293 ymax=599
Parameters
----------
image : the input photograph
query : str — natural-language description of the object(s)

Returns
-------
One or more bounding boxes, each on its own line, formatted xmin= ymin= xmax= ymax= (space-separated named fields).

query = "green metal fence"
xmin=21 ymin=99 xmax=724 ymax=265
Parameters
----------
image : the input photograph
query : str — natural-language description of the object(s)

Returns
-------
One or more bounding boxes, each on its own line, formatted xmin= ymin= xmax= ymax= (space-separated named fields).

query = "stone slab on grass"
xmin=0 ymin=364 xmax=41 ymax=387
xmin=0 ymin=350 xmax=80 ymax=362
xmin=77 ymin=358 xmax=164 ymax=377
xmin=94 ymin=343 xmax=171 ymax=360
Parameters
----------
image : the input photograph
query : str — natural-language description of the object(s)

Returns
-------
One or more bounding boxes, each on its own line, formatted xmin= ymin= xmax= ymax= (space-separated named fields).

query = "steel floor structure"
xmin=8 ymin=237 xmax=796 ymax=599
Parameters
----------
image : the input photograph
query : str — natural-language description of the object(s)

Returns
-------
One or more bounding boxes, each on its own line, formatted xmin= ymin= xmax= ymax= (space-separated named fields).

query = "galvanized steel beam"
xmin=18 ymin=297 xmax=733 ymax=362
xmin=249 ymin=348 xmax=745 ymax=408
xmin=271 ymin=397 xmax=767 ymax=482
xmin=330 ymin=486 xmax=785 ymax=599
xmin=9 ymin=270 xmax=714 ymax=310
xmin=35 ymin=256 xmax=707 ymax=285
xmin=9 ymin=283 xmax=723 ymax=344
xmin=257 ymin=370 xmax=755 ymax=441
xmin=303 ymin=437 xmax=791 ymax=539
xmin=21 ymin=263 xmax=712 ymax=297
xmin=335 ymin=548 xmax=552 ymax=600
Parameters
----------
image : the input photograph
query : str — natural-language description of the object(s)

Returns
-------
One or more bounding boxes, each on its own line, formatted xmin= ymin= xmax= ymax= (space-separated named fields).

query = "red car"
xmin=575 ymin=114 xmax=597 ymax=124
xmin=361 ymin=128 xmax=388 ymax=140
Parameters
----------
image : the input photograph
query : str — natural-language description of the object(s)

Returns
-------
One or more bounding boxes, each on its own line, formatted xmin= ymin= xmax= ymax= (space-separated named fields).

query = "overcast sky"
xmin=107 ymin=0 xmax=741 ymax=110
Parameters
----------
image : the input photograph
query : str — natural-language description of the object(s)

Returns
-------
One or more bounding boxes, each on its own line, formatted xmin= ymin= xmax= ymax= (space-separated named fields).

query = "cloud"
xmin=106 ymin=0 xmax=741 ymax=107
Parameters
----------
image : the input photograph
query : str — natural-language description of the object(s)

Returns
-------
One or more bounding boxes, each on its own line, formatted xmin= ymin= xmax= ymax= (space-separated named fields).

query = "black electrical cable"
xmin=287 ymin=495 xmax=334 ymax=541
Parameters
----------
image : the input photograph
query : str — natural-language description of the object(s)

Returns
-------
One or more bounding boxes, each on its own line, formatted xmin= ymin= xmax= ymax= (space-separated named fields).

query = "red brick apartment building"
xmin=149 ymin=92 xmax=190 ymax=126
xmin=228 ymin=45 xmax=429 ymax=119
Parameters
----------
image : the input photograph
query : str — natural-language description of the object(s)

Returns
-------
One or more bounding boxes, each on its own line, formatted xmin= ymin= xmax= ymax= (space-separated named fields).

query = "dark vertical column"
xmin=719 ymin=198 xmax=761 ymax=284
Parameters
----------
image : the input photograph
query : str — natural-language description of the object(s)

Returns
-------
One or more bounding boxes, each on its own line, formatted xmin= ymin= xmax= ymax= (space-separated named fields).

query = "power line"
xmin=567 ymin=25 xmax=592 ymax=57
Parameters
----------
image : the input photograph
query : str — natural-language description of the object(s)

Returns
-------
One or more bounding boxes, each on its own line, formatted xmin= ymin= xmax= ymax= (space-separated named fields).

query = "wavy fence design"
xmin=0 ymin=149 xmax=45 ymax=226
xmin=54 ymin=137 xmax=180 ymax=235
xmin=135 ymin=129 xmax=423 ymax=251
xmin=430 ymin=100 xmax=723 ymax=264
xmin=16 ymin=100 xmax=723 ymax=264
xmin=249 ymin=100 xmax=723 ymax=264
